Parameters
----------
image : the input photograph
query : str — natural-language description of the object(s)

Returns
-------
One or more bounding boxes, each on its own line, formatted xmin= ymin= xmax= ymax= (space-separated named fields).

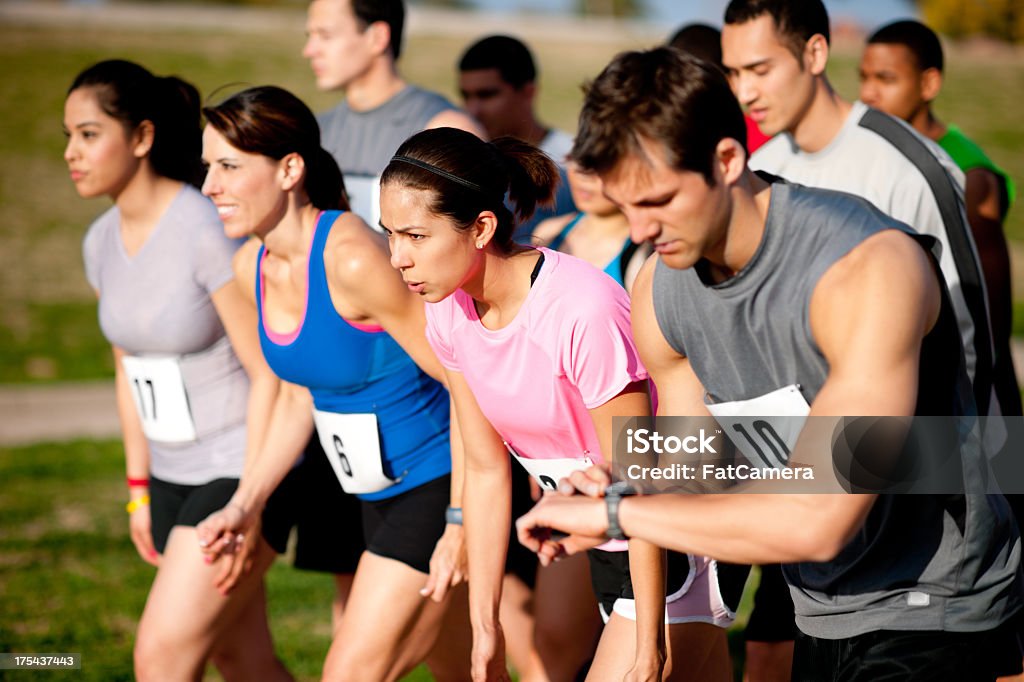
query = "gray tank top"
xmin=83 ymin=185 xmax=250 ymax=484
xmin=652 ymin=179 xmax=1021 ymax=638
xmin=318 ymin=85 xmax=456 ymax=227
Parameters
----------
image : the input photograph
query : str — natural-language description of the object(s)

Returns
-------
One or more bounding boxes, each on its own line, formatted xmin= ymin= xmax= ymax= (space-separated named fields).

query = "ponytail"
xmin=381 ymin=128 xmax=559 ymax=253
xmin=67 ymin=60 xmax=203 ymax=187
xmin=491 ymin=136 xmax=558 ymax=228
xmin=202 ymin=86 xmax=348 ymax=212
xmin=306 ymin=147 xmax=349 ymax=212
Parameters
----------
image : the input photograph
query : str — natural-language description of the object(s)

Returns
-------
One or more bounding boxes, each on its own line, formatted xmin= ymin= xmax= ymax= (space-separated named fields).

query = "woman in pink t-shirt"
xmin=379 ymin=127 xmax=731 ymax=682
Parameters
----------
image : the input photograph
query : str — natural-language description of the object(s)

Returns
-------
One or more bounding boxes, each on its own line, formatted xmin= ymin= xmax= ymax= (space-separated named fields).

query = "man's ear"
xmin=920 ymin=67 xmax=943 ymax=104
xmin=716 ymin=137 xmax=747 ymax=186
xmin=366 ymin=20 xmax=391 ymax=58
xmin=805 ymin=33 xmax=830 ymax=77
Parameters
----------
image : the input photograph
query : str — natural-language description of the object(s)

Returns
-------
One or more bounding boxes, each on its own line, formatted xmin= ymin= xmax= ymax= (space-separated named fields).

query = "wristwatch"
xmin=445 ymin=505 xmax=463 ymax=526
xmin=604 ymin=481 xmax=638 ymax=541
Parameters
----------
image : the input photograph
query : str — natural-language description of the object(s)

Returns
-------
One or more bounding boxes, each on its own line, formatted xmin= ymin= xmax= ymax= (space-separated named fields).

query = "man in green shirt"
xmin=859 ymin=19 xmax=1020 ymax=415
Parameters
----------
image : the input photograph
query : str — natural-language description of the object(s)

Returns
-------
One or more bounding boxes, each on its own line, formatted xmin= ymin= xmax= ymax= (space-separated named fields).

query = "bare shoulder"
xmin=824 ymin=229 xmax=932 ymax=291
xmin=231 ymin=238 xmax=262 ymax=303
xmin=426 ymin=108 xmax=487 ymax=139
xmin=532 ymin=213 xmax=576 ymax=247
xmin=323 ymin=211 xmax=391 ymax=286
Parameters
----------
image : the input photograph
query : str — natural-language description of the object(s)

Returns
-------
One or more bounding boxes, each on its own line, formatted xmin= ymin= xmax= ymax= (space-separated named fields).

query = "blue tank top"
xmin=546 ymin=213 xmax=632 ymax=286
xmin=256 ymin=211 xmax=451 ymax=500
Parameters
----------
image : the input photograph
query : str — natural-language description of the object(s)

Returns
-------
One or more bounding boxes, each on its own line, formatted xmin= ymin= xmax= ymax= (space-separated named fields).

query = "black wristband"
xmin=604 ymin=481 xmax=637 ymax=541
xmin=445 ymin=505 xmax=463 ymax=526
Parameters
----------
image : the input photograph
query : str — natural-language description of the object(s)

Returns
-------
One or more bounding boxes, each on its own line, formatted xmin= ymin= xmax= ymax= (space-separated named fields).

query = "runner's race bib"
xmin=506 ymin=441 xmax=594 ymax=492
xmin=313 ymin=409 xmax=396 ymax=494
xmin=120 ymin=355 xmax=198 ymax=443
xmin=705 ymin=384 xmax=810 ymax=468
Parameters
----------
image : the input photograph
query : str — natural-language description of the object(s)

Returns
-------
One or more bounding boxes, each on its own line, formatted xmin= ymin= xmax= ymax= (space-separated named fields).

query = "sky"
xmin=469 ymin=0 xmax=919 ymax=31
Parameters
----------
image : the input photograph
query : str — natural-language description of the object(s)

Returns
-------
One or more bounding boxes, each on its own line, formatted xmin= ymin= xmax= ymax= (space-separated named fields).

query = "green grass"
xmin=0 ymin=439 xmax=436 ymax=681
xmin=2 ymin=16 xmax=1023 ymax=384
xmin=0 ymin=439 xmax=757 ymax=680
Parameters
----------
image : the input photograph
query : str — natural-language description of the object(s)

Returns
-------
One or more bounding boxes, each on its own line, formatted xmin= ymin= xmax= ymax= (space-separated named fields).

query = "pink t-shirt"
xmin=426 ymin=248 xmax=647 ymax=465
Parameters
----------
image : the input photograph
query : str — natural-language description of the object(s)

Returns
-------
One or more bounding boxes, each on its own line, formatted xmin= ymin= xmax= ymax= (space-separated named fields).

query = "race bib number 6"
xmin=313 ymin=410 xmax=396 ymax=494
xmin=120 ymin=355 xmax=198 ymax=444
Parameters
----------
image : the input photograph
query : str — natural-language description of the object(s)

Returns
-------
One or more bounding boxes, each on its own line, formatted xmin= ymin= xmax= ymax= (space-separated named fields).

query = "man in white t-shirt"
xmin=721 ymin=0 xmax=998 ymax=421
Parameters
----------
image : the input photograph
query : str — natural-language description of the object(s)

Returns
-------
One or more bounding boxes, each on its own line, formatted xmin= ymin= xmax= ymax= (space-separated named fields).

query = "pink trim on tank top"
xmin=260 ymin=212 xmax=322 ymax=345
xmin=344 ymin=319 xmax=385 ymax=333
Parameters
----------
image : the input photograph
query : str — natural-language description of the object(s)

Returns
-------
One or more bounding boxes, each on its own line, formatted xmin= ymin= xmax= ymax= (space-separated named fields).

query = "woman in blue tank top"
xmin=194 ymin=86 xmax=470 ymax=681
xmin=66 ymin=61 xmax=289 ymax=681
xmin=533 ymin=161 xmax=649 ymax=291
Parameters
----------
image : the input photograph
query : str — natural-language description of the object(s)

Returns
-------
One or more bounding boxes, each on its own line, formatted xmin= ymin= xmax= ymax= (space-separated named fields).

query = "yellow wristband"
xmin=125 ymin=495 xmax=150 ymax=514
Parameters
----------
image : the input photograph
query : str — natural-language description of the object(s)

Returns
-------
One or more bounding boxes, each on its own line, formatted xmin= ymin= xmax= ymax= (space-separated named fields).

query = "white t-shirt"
xmin=751 ymin=101 xmax=990 ymax=396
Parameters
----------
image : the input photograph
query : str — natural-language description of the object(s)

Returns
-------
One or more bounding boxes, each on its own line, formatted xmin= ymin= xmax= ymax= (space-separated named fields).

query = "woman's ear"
xmin=471 ymin=210 xmax=499 ymax=250
xmin=132 ymin=120 xmax=155 ymax=158
xmin=280 ymin=152 xmax=305 ymax=192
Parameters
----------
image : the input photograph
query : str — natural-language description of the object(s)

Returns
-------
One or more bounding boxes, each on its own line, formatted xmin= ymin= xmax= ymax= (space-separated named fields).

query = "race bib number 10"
xmin=705 ymin=384 xmax=810 ymax=469
xmin=120 ymin=355 xmax=198 ymax=444
xmin=313 ymin=410 xmax=396 ymax=494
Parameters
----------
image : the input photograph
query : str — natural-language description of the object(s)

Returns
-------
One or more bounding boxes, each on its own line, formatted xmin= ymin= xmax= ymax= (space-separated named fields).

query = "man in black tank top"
xmin=516 ymin=48 xmax=1022 ymax=681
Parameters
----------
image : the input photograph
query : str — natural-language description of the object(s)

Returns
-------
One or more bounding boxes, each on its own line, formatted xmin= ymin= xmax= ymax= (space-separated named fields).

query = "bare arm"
xmin=589 ymin=382 xmax=666 ymax=675
xmin=112 ymin=343 xmax=158 ymax=565
xmin=964 ymin=167 xmax=1013 ymax=348
xmin=209 ymin=276 xmax=280 ymax=481
xmin=447 ymin=368 xmax=513 ymax=681
xmin=520 ymin=234 xmax=940 ymax=563
xmin=326 ymin=214 xmax=446 ymax=384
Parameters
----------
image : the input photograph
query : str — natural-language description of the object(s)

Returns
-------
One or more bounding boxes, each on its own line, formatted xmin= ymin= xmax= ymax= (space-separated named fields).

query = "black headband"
xmin=390 ymin=154 xmax=491 ymax=195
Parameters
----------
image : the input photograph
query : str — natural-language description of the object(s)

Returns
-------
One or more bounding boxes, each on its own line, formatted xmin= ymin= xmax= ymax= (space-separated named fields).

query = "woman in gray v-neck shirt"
xmin=66 ymin=59 xmax=289 ymax=682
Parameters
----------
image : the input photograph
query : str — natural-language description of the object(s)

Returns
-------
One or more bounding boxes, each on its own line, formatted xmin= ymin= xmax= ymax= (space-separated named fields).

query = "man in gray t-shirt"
xmin=304 ymin=0 xmax=483 ymax=228
xmin=516 ymin=48 xmax=1022 ymax=681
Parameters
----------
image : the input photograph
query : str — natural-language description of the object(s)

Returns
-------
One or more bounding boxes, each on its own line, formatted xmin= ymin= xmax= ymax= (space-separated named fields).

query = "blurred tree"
xmin=573 ymin=0 xmax=645 ymax=18
xmin=916 ymin=0 xmax=1023 ymax=43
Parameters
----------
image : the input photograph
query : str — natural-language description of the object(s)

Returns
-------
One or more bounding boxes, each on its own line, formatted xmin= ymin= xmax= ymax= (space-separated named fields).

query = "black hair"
xmin=667 ymin=23 xmax=723 ymax=69
xmin=458 ymin=35 xmax=537 ymax=89
xmin=68 ymin=59 xmax=204 ymax=187
xmin=571 ymin=47 xmax=747 ymax=184
xmin=381 ymin=127 xmax=558 ymax=253
xmin=868 ymin=20 xmax=944 ymax=73
xmin=351 ymin=0 xmax=405 ymax=60
xmin=724 ymin=0 xmax=830 ymax=60
xmin=203 ymin=85 xmax=348 ymax=212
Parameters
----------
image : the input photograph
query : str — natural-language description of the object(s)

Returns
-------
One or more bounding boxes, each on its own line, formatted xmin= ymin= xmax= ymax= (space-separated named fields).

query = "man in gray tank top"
xmin=515 ymin=48 xmax=1022 ymax=681
xmin=303 ymin=0 xmax=484 ymax=227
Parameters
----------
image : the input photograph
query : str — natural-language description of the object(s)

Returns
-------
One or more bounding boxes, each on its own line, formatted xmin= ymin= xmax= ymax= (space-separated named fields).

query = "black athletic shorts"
xmin=587 ymin=547 xmax=692 ymax=619
xmin=745 ymin=563 xmax=798 ymax=642
xmin=149 ymin=476 xmax=238 ymax=554
xmin=792 ymin=616 xmax=1024 ymax=681
xmin=261 ymin=433 xmax=365 ymax=574
xmin=505 ymin=462 xmax=539 ymax=589
xmin=361 ymin=474 xmax=450 ymax=574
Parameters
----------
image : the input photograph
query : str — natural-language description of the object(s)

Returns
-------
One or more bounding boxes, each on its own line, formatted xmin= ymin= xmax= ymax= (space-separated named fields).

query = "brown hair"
xmin=571 ymin=47 xmax=746 ymax=184
xmin=380 ymin=127 xmax=558 ymax=253
xmin=202 ymin=86 xmax=348 ymax=211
